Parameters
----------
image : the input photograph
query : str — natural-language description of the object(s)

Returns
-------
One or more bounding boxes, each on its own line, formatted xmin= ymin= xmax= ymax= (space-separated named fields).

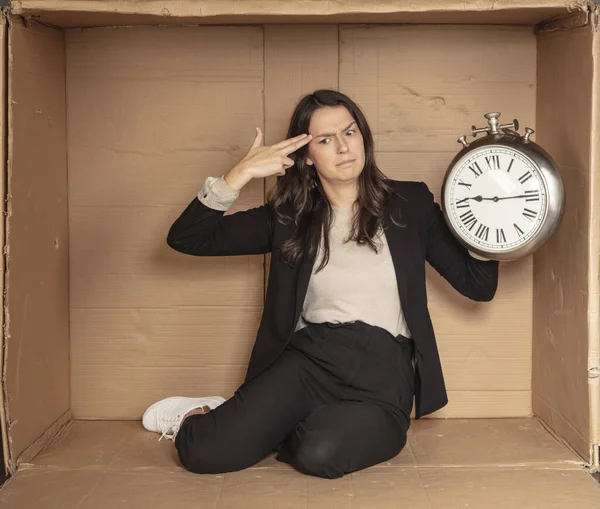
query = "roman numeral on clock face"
xmin=514 ymin=223 xmax=524 ymax=236
xmin=468 ymin=162 xmax=483 ymax=177
xmin=456 ymin=198 xmax=470 ymax=209
xmin=475 ymin=223 xmax=489 ymax=241
xmin=460 ymin=210 xmax=477 ymax=230
xmin=518 ymin=171 xmax=533 ymax=184
xmin=525 ymin=189 xmax=539 ymax=201
xmin=458 ymin=179 xmax=472 ymax=189
xmin=522 ymin=208 xmax=537 ymax=221
xmin=496 ymin=228 xmax=506 ymax=243
xmin=507 ymin=158 xmax=515 ymax=173
xmin=485 ymin=155 xmax=501 ymax=171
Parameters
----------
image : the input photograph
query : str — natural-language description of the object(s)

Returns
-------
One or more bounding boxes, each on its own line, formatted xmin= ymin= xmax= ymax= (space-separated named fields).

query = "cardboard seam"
xmin=534 ymin=399 xmax=590 ymax=463
xmin=15 ymin=410 xmax=72 ymax=468
xmin=61 ymin=20 xmax=72 ymax=426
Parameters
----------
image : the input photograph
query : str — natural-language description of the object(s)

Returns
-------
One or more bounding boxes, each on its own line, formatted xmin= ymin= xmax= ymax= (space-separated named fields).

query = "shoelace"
xmin=157 ymin=415 xmax=182 ymax=442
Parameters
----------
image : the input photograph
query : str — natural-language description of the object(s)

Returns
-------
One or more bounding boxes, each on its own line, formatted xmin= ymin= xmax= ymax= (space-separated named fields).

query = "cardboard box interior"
xmin=0 ymin=0 xmax=599 ymax=506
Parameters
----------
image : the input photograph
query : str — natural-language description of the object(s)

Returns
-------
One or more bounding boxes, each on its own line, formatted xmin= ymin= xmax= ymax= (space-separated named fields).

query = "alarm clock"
xmin=441 ymin=112 xmax=565 ymax=262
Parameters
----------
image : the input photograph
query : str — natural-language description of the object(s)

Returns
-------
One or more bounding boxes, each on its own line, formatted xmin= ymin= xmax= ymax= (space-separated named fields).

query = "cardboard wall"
xmin=533 ymin=25 xmax=594 ymax=461
xmin=66 ymin=24 xmax=537 ymax=419
xmin=66 ymin=26 xmax=266 ymax=419
xmin=5 ymin=21 xmax=70 ymax=458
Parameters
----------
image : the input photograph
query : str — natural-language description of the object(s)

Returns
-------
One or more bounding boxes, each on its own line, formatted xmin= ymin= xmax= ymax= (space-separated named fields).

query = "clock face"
xmin=444 ymin=145 xmax=548 ymax=252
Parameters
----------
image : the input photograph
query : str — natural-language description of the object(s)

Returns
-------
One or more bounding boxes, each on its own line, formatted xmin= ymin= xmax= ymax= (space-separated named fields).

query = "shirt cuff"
xmin=197 ymin=176 xmax=240 ymax=211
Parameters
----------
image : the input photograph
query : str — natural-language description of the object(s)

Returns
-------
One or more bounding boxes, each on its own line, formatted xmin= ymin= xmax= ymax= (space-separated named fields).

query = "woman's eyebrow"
xmin=314 ymin=121 xmax=357 ymax=138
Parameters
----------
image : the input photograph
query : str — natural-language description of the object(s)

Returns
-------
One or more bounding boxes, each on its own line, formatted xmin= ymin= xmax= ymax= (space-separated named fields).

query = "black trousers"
xmin=175 ymin=320 xmax=415 ymax=479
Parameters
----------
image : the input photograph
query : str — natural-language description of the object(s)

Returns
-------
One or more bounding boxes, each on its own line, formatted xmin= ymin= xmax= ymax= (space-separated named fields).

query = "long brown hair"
xmin=267 ymin=89 xmax=401 ymax=271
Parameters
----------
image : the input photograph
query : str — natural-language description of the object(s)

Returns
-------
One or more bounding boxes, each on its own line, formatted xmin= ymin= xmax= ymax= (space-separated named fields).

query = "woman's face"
xmin=305 ymin=106 xmax=366 ymax=186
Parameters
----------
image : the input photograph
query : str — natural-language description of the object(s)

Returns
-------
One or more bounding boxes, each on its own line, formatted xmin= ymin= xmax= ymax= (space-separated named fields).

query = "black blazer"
xmin=167 ymin=180 xmax=499 ymax=418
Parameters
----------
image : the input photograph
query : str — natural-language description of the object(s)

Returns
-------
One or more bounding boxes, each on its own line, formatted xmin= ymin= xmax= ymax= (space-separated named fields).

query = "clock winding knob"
xmin=457 ymin=135 xmax=469 ymax=148
xmin=472 ymin=112 xmax=520 ymax=138
xmin=523 ymin=127 xmax=535 ymax=141
xmin=472 ymin=112 xmax=501 ymax=136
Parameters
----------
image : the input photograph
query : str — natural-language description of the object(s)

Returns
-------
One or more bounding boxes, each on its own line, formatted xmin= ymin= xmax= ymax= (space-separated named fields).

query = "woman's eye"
xmin=346 ymin=130 xmax=355 ymax=135
xmin=319 ymin=138 xmax=330 ymax=145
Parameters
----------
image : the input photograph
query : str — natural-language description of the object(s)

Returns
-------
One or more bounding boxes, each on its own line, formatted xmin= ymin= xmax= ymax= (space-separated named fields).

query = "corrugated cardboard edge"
xmin=0 ymin=8 xmax=8 ymax=477
xmin=589 ymin=5 xmax=600 ymax=472
xmin=1 ymin=10 xmax=14 ymax=475
xmin=535 ymin=5 xmax=590 ymax=32
xmin=5 ymin=0 xmax=591 ymax=29
xmin=9 ymin=0 xmax=591 ymax=18
xmin=14 ymin=410 xmax=72 ymax=470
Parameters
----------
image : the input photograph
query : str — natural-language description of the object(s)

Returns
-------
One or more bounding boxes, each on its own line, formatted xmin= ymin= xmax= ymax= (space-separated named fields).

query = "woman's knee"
xmin=175 ymin=418 xmax=265 ymax=474
xmin=175 ymin=417 xmax=222 ymax=474
xmin=292 ymin=430 xmax=345 ymax=479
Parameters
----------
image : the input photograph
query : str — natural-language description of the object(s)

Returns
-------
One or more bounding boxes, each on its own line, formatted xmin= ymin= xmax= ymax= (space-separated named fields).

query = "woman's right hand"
xmin=224 ymin=128 xmax=312 ymax=190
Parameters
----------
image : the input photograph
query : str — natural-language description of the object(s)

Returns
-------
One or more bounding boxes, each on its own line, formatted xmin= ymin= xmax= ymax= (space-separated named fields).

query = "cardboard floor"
xmin=0 ymin=418 xmax=597 ymax=508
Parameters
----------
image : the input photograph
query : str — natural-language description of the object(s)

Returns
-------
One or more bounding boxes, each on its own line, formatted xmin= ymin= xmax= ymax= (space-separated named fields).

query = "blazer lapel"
xmin=292 ymin=249 xmax=316 ymax=332
xmin=383 ymin=210 xmax=410 ymax=314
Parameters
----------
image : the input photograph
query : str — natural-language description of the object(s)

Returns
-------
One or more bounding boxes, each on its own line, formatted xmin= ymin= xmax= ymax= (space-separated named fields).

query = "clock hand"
xmin=456 ymin=196 xmax=483 ymax=203
xmin=480 ymin=194 xmax=529 ymax=202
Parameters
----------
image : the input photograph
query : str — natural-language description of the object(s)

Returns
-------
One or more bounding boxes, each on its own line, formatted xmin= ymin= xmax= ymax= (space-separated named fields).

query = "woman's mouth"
xmin=337 ymin=159 xmax=356 ymax=167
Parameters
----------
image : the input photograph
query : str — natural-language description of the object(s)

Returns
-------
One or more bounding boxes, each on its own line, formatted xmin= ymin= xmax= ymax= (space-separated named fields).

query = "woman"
xmin=142 ymin=90 xmax=499 ymax=479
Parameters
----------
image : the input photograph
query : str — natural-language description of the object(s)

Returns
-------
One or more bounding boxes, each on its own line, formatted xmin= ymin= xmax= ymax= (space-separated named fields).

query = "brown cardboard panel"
xmin=340 ymin=25 xmax=537 ymax=153
xmin=0 ymin=469 xmax=223 ymax=509
xmin=73 ymin=471 xmax=223 ymax=509
xmin=68 ymin=152 xmax=263 ymax=208
xmin=3 ymin=465 xmax=598 ymax=509
xmin=418 ymin=467 xmax=600 ymax=508
xmin=0 ymin=469 xmax=104 ymax=509
xmin=71 ymin=365 xmax=247 ymax=420
xmin=5 ymin=21 xmax=70 ymax=462
xmin=349 ymin=468 xmax=436 ymax=509
xmin=32 ymin=421 xmax=180 ymax=471
xmin=410 ymin=417 xmax=582 ymax=467
xmin=533 ymin=393 xmax=590 ymax=465
xmin=11 ymin=0 xmax=576 ymax=28
xmin=71 ymin=307 xmax=262 ymax=366
xmin=6 ymin=419 xmax=594 ymax=507
xmin=534 ymin=25 xmax=593 ymax=462
xmin=219 ymin=468 xmax=358 ymax=509
xmin=340 ymin=24 xmax=535 ymax=417
xmin=66 ymin=26 xmax=265 ymax=419
xmin=68 ymin=206 xmax=264 ymax=307
xmin=429 ymin=390 xmax=531 ymax=418
xmin=17 ymin=410 xmax=72 ymax=466
xmin=32 ymin=421 xmax=134 ymax=470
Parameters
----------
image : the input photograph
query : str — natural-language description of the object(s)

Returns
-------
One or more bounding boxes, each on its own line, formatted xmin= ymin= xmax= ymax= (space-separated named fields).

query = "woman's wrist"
xmin=224 ymin=165 xmax=253 ymax=191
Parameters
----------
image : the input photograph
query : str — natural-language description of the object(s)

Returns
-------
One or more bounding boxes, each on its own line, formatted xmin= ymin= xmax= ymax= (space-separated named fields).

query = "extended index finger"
xmin=276 ymin=134 xmax=313 ymax=155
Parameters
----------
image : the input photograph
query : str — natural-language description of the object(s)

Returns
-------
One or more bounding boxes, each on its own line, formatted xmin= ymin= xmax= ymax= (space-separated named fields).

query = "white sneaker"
xmin=142 ymin=396 xmax=226 ymax=441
